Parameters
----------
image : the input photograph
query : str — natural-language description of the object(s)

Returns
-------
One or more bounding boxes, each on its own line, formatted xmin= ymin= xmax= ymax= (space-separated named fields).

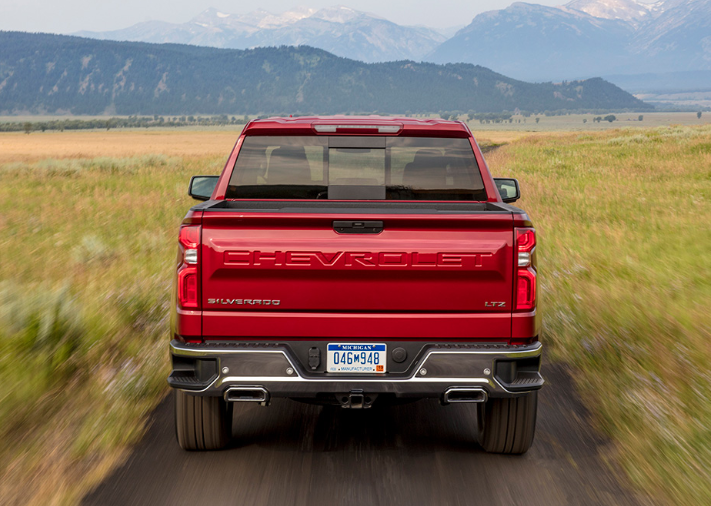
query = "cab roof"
xmin=242 ymin=115 xmax=472 ymax=138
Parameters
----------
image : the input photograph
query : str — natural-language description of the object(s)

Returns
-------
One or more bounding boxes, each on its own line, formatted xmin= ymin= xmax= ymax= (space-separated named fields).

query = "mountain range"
xmin=0 ymin=31 xmax=650 ymax=116
xmin=430 ymin=0 xmax=711 ymax=80
xmin=74 ymin=1 xmax=711 ymax=83
xmin=76 ymin=6 xmax=449 ymax=64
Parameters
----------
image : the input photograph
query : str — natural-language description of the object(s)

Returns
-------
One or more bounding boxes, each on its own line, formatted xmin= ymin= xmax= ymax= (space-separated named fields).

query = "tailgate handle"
xmin=333 ymin=221 xmax=384 ymax=234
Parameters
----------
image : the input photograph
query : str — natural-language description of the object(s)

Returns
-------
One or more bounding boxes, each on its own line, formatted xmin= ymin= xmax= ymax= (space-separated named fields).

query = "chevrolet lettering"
xmin=223 ymin=250 xmax=496 ymax=268
xmin=170 ymin=116 xmax=543 ymax=455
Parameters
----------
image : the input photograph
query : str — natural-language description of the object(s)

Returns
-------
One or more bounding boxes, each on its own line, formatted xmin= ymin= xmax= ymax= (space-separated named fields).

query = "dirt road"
xmin=83 ymin=364 xmax=642 ymax=506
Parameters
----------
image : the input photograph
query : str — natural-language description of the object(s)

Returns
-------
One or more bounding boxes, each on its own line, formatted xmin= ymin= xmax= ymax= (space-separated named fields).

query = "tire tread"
xmin=174 ymin=390 xmax=232 ymax=450
xmin=478 ymin=391 xmax=538 ymax=454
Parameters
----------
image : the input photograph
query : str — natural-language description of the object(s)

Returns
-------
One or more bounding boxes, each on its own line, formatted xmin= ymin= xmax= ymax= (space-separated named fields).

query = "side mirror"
xmin=188 ymin=176 xmax=219 ymax=201
xmin=494 ymin=178 xmax=521 ymax=203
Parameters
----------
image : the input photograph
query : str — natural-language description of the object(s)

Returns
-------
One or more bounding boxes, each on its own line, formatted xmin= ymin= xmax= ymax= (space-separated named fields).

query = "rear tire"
xmin=174 ymin=390 xmax=233 ymax=450
xmin=477 ymin=391 xmax=538 ymax=454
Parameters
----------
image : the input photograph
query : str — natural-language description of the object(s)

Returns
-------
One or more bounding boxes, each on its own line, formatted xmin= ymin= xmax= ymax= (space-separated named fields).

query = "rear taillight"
xmin=177 ymin=225 xmax=200 ymax=309
xmin=178 ymin=267 xmax=198 ymax=308
xmin=515 ymin=227 xmax=537 ymax=311
xmin=179 ymin=226 xmax=199 ymax=259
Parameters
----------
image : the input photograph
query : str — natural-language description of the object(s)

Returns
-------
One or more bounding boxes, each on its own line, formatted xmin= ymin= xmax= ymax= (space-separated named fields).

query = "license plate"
xmin=327 ymin=343 xmax=387 ymax=373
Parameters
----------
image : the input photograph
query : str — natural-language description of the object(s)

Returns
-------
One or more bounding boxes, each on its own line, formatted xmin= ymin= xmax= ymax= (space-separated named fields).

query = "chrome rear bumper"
xmin=168 ymin=340 xmax=543 ymax=401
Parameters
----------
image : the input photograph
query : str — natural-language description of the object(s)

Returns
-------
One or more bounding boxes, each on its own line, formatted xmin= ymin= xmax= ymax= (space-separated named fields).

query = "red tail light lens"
xmin=516 ymin=269 xmax=536 ymax=311
xmin=515 ymin=227 xmax=537 ymax=311
xmin=179 ymin=226 xmax=200 ymax=249
xmin=178 ymin=267 xmax=198 ymax=308
xmin=177 ymin=225 xmax=201 ymax=309
xmin=516 ymin=229 xmax=535 ymax=253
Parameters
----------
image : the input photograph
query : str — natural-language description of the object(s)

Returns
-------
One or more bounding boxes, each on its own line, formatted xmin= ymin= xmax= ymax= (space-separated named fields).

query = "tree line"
xmin=1 ymin=115 xmax=251 ymax=133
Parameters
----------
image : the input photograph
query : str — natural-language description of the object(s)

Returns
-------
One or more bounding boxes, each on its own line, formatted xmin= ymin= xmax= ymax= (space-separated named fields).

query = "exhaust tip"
xmin=443 ymin=387 xmax=488 ymax=404
xmin=224 ymin=386 xmax=269 ymax=404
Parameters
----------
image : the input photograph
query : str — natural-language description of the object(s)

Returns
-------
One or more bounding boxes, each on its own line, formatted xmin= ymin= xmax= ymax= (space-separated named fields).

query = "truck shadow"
xmin=230 ymin=398 xmax=482 ymax=454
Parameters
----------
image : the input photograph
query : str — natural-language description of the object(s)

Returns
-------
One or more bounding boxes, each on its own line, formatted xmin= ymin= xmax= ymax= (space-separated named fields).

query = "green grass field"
xmin=0 ymin=125 xmax=710 ymax=504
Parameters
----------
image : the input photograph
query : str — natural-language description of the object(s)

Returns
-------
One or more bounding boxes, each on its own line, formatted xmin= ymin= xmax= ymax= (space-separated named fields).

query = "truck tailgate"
xmin=200 ymin=210 xmax=514 ymax=339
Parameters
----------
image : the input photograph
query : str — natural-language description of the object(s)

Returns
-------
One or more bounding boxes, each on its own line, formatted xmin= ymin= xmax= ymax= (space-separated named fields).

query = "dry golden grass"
xmin=0 ymin=128 xmax=543 ymax=165
xmin=0 ymin=129 xmax=241 ymax=163
xmin=471 ymin=130 xmax=550 ymax=144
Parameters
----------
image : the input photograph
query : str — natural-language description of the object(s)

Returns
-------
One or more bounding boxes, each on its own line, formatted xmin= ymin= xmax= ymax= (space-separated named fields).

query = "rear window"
xmin=226 ymin=136 xmax=486 ymax=200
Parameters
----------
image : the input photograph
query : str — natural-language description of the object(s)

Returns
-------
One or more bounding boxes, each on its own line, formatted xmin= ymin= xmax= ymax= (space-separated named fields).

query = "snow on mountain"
xmin=273 ymin=6 xmax=319 ymax=26
xmin=630 ymin=0 xmax=711 ymax=69
xmin=229 ymin=6 xmax=318 ymax=29
xmin=241 ymin=7 xmax=447 ymax=63
xmin=311 ymin=6 xmax=368 ymax=23
xmin=562 ymin=0 xmax=711 ymax=72
xmin=564 ymin=0 xmax=652 ymax=26
xmin=75 ymin=5 xmax=443 ymax=63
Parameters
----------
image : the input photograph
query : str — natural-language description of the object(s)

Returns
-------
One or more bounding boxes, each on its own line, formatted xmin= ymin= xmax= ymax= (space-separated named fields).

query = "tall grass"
xmin=0 ymin=154 xmax=225 ymax=505
xmin=487 ymin=125 xmax=711 ymax=504
xmin=1 ymin=126 xmax=710 ymax=504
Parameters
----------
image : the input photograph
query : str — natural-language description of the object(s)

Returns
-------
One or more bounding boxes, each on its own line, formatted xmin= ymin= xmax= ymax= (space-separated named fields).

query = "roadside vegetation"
xmin=0 ymin=125 xmax=709 ymax=504
xmin=0 ymin=154 xmax=226 ymax=505
xmin=0 ymin=114 xmax=250 ymax=133
xmin=487 ymin=124 xmax=711 ymax=505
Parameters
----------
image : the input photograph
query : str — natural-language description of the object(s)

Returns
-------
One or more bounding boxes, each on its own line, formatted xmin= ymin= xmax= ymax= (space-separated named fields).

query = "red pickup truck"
xmin=169 ymin=116 xmax=542 ymax=454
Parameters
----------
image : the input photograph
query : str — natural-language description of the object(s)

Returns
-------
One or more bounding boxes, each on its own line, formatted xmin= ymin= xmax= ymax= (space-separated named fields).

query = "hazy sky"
xmin=0 ymin=0 xmax=565 ymax=33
